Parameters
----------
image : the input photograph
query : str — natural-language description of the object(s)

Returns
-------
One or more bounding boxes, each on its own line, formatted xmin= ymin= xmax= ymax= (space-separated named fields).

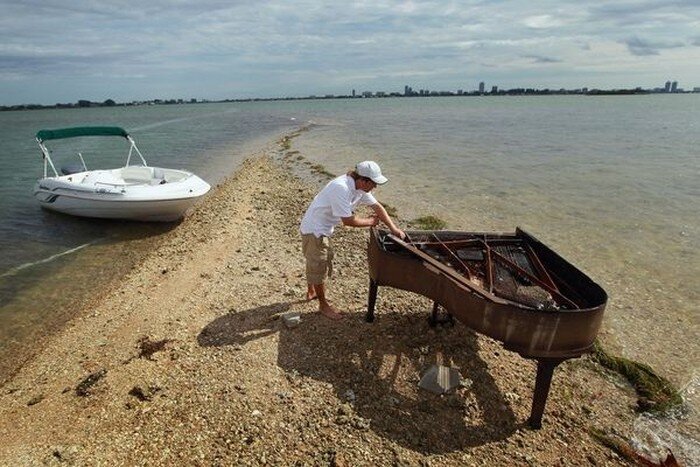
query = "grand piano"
xmin=366 ymin=227 xmax=608 ymax=428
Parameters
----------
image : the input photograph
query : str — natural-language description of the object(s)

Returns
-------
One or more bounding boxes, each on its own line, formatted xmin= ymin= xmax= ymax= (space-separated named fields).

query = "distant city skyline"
xmin=2 ymin=1 xmax=699 ymax=106
xmin=4 ymin=79 xmax=697 ymax=111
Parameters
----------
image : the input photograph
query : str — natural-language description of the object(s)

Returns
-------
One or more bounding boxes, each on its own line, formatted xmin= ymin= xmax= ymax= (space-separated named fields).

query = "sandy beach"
xmin=0 ymin=136 xmax=659 ymax=466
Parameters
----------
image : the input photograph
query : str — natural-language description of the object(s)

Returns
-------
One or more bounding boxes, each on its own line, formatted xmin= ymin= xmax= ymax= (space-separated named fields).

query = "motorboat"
xmin=34 ymin=126 xmax=211 ymax=221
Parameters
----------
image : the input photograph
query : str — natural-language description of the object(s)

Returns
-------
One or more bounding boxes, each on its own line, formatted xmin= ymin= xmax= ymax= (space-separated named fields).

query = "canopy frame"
xmin=35 ymin=126 xmax=148 ymax=178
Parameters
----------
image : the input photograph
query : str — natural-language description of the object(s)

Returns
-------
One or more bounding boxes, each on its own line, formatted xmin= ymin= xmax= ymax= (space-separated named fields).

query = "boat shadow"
xmin=38 ymin=208 xmax=180 ymax=244
xmin=198 ymin=301 xmax=519 ymax=454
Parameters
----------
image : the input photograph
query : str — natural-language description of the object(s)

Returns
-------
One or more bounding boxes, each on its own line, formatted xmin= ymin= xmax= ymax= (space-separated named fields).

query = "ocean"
xmin=0 ymin=96 xmax=697 ymax=403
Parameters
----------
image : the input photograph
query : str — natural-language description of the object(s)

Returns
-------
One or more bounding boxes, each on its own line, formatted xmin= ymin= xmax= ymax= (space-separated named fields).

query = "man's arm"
xmin=370 ymin=203 xmax=406 ymax=239
xmin=341 ymin=214 xmax=378 ymax=228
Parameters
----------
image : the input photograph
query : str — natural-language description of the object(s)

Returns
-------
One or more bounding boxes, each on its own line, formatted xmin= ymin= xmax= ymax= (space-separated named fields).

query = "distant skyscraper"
xmin=352 ymin=89 xmax=356 ymax=97
xmin=479 ymin=82 xmax=485 ymax=93
xmin=671 ymin=81 xmax=678 ymax=92
xmin=491 ymin=85 xmax=498 ymax=94
xmin=664 ymin=81 xmax=671 ymax=92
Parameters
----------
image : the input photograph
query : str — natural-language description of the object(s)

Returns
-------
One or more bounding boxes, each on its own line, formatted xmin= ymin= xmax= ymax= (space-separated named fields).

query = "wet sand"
xmin=0 ymin=135 xmax=682 ymax=465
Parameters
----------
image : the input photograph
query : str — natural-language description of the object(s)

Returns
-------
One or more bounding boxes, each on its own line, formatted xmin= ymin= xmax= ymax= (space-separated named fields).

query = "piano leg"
xmin=429 ymin=301 xmax=439 ymax=327
xmin=429 ymin=302 xmax=454 ymax=327
xmin=528 ymin=358 xmax=566 ymax=429
xmin=366 ymin=279 xmax=378 ymax=322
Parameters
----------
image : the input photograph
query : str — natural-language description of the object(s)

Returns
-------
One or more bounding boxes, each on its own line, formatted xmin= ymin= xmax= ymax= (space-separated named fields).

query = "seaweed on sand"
xmin=411 ymin=215 xmax=447 ymax=230
xmin=138 ymin=336 xmax=172 ymax=360
xmin=75 ymin=368 xmax=107 ymax=397
xmin=588 ymin=427 xmax=680 ymax=466
xmin=309 ymin=164 xmax=335 ymax=179
xmin=592 ymin=341 xmax=683 ymax=415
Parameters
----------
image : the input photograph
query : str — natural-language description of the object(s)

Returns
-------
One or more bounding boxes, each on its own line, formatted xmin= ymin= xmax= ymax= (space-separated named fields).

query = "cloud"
xmin=624 ymin=37 xmax=661 ymax=56
xmin=522 ymin=15 xmax=563 ymax=29
xmin=586 ymin=0 xmax=698 ymax=25
xmin=622 ymin=36 xmax=685 ymax=56
xmin=523 ymin=55 xmax=563 ymax=64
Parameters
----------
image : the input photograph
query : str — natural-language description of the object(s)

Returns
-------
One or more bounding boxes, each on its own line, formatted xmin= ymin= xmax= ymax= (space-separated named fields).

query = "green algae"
xmin=592 ymin=341 xmax=683 ymax=415
xmin=411 ymin=215 xmax=447 ymax=230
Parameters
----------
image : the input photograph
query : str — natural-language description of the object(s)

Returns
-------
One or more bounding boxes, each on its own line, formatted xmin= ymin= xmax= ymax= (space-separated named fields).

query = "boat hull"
xmin=35 ymin=191 xmax=202 ymax=221
xmin=34 ymin=171 xmax=210 ymax=222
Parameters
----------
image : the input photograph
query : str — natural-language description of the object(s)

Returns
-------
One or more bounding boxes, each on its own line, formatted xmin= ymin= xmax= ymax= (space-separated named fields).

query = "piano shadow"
xmin=198 ymin=301 xmax=519 ymax=454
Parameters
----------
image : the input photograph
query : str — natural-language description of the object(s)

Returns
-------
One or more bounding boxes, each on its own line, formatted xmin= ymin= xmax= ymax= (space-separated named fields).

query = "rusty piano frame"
xmin=366 ymin=227 xmax=607 ymax=428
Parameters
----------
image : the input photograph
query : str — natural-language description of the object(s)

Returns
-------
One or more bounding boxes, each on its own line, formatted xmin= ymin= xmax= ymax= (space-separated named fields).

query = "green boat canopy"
xmin=36 ymin=126 xmax=129 ymax=142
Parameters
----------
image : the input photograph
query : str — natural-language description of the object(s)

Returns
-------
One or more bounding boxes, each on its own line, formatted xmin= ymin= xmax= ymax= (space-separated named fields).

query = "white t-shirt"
xmin=300 ymin=174 xmax=378 ymax=237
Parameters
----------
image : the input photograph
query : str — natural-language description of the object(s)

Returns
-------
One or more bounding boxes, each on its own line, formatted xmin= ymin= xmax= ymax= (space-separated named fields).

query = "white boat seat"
xmin=121 ymin=166 xmax=153 ymax=183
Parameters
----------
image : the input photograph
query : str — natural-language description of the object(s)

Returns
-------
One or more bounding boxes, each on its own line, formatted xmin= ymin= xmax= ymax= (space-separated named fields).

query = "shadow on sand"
xmin=198 ymin=300 xmax=520 ymax=454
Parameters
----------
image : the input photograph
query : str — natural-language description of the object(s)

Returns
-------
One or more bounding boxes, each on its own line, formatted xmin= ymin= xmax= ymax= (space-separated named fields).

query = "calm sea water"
xmin=1 ymin=97 xmax=698 ymax=397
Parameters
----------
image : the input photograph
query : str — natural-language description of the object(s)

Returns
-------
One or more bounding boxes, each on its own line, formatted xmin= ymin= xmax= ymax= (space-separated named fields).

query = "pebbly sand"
xmin=0 ymin=135 xmax=651 ymax=466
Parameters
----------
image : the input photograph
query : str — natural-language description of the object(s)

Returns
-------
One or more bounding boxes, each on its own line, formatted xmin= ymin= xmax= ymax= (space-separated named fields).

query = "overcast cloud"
xmin=1 ymin=0 xmax=699 ymax=105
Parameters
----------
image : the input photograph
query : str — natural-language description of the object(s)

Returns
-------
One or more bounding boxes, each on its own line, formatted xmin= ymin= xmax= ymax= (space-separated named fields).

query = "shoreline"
xmin=0 ymin=217 xmax=179 ymax=386
xmin=0 ymin=133 xmax=693 ymax=465
xmin=0 ymin=127 xmax=293 ymax=386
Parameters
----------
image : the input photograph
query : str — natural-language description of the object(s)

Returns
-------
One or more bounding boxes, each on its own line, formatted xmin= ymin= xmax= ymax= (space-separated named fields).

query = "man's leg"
xmin=306 ymin=284 xmax=317 ymax=301
xmin=302 ymin=234 xmax=319 ymax=301
xmin=302 ymin=233 xmax=342 ymax=320
xmin=313 ymin=282 xmax=342 ymax=320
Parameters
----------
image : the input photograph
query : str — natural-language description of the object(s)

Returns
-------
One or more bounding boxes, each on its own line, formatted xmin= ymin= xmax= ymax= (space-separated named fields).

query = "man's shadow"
xmin=198 ymin=301 xmax=518 ymax=454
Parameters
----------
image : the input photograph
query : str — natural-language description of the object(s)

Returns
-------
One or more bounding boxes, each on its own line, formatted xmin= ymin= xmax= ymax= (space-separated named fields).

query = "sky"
xmin=1 ymin=0 xmax=699 ymax=105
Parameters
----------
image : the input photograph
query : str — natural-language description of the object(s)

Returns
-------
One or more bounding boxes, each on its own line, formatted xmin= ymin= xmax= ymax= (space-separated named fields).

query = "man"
xmin=300 ymin=161 xmax=406 ymax=320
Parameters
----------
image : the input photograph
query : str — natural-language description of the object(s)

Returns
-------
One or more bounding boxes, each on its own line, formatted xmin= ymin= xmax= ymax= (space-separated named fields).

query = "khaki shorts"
xmin=302 ymin=234 xmax=334 ymax=284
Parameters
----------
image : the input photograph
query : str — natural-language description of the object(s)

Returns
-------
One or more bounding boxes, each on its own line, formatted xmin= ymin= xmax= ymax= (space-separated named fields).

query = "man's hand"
xmin=391 ymin=227 xmax=406 ymax=240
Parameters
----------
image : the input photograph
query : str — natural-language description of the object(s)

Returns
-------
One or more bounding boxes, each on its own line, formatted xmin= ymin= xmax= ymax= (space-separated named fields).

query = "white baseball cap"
xmin=356 ymin=160 xmax=388 ymax=185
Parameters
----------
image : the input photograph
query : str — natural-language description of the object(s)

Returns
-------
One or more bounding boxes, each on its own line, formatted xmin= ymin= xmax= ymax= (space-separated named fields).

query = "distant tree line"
xmin=1 ymin=87 xmax=691 ymax=111
xmin=1 ymin=98 xmax=116 ymax=111
xmin=0 ymin=97 xmax=198 ymax=111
